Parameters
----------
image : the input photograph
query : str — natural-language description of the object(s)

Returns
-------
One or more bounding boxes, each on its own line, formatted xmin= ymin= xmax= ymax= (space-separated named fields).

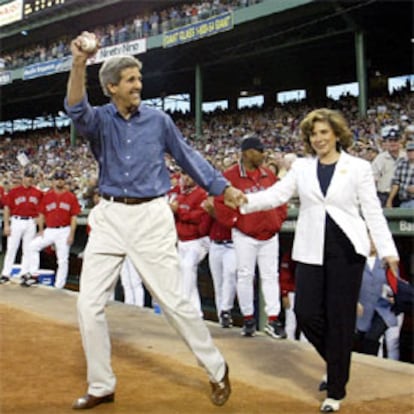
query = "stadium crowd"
xmin=1 ymin=0 xmax=262 ymax=70
xmin=1 ymin=88 xmax=413 ymax=209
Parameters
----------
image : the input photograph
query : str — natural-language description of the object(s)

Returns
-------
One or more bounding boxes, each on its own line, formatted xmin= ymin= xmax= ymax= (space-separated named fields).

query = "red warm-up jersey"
xmin=174 ymin=185 xmax=210 ymax=241
xmin=279 ymin=251 xmax=296 ymax=296
xmin=207 ymin=216 xmax=232 ymax=242
xmin=214 ymin=162 xmax=287 ymax=240
xmin=40 ymin=189 xmax=81 ymax=227
xmin=4 ymin=185 xmax=43 ymax=217
xmin=0 ymin=186 xmax=4 ymax=208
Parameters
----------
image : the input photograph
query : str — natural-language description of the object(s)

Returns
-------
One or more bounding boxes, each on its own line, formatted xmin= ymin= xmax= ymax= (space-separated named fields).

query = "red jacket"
xmin=214 ymin=162 xmax=287 ymax=240
xmin=0 ymin=186 xmax=4 ymax=208
xmin=207 ymin=216 xmax=232 ymax=242
xmin=174 ymin=185 xmax=210 ymax=241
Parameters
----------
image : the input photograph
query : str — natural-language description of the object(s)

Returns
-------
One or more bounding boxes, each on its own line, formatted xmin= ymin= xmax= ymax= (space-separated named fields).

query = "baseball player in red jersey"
xmin=0 ymin=183 xmax=5 ymax=254
xmin=171 ymin=173 xmax=211 ymax=315
xmin=279 ymin=250 xmax=308 ymax=342
xmin=203 ymin=196 xmax=237 ymax=328
xmin=22 ymin=170 xmax=81 ymax=288
xmin=0 ymin=168 xmax=43 ymax=284
xmin=215 ymin=135 xmax=288 ymax=338
xmin=0 ymin=184 xmax=5 ymax=207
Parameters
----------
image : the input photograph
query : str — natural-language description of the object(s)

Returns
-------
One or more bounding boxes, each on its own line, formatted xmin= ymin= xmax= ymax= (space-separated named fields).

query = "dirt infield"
xmin=1 ymin=286 xmax=414 ymax=414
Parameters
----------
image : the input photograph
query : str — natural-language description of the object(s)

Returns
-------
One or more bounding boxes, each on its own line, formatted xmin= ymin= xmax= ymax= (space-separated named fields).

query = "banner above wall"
xmin=163 ymin=12 xmax=233 ymax=48
xmin=22 ymin=38 xmax=147 ymax=81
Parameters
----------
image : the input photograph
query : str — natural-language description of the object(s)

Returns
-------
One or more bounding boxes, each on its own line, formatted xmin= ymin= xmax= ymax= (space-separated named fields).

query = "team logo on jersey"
xmin=15 ymin=196 xmax=27 ymax=205
xmin=46 ymin=202 xmax=57 ymax=211
xmin=29 ymin=196 xmax=39 ymax=204
xmin=59 ymin=202 xmax=71 ymax=211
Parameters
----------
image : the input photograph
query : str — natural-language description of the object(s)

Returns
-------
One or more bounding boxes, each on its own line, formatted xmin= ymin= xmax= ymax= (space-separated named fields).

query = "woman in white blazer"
xmin=240 ymin=108 xmax=399 ymax=413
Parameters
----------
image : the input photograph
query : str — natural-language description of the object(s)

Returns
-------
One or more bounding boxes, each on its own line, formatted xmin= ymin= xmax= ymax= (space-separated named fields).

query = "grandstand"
xmin=0 ymin=0 xmax=412 ymax=124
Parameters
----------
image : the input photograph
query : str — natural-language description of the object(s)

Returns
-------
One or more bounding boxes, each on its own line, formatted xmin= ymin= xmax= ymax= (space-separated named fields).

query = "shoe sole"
xmin=241 ymin=331 xmax=256 ymax=337
xmin=21 ymin=282 xmax=38 ymax=287
xmin=320 ymin=398 xmax=341 ymax=412
xmin=264 ymin=327 xmax=287 ymax=339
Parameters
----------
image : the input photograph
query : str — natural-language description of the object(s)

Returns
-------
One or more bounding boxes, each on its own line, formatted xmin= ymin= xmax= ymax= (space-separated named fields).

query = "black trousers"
xmin=294 ymin=221 xmax=365 ymax=400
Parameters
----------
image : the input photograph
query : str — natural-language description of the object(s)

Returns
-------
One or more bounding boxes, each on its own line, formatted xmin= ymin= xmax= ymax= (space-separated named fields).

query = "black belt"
xmin=48 ymin=225 xmax=69 ymax=229
xmin=102 ymin=193 xmax=161 ymax=205
xmin=13 ymin=216 xmax=33 ymax=220
xmin=213 ymin=240 xmax=233 ymax=245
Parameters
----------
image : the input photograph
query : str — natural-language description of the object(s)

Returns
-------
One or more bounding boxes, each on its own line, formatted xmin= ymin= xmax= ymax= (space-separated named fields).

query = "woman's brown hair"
xmin=299 ymin=108 xmax=354 ymax=156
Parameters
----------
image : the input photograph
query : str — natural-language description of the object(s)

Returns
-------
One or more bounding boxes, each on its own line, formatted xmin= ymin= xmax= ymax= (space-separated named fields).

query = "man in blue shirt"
xmin=65 ymin=32 xmax=245 ymax=410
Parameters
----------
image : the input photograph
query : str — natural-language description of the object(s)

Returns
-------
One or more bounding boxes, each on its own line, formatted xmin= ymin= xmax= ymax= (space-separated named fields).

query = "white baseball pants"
xmin=1 ymin=217 xmax=36 ymax=276
xmin=208 ymin=241 xmax=237 ymax=316
xmin=178 ymin=236 xmax=210 ymax=315
xmin=120 ymin=256 xmax=144 ymax=306
xmin=232 ymin=228 xmax=281 ymax=317
xmin=284 ymin=292 xmax=308 ymax=342
xmin=28 ymin=226 xmax=71 ymax=288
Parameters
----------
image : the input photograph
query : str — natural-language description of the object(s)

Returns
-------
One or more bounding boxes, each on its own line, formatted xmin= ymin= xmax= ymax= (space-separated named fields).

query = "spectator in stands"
xmin=64 ymin=34 xmax=244 ymax=410
xmin=364 ymin=145 xmax=379 ymax=162
xmin=372 ymin=129 xmax=406 ymax=206
xmin=1 ymin=0 xmax=245 ymax=70
xmin=238 ymin=108 xmax=399 ymax=413
xmin=133 ymin=15 xmax=143 ymax=38
xmin=386 ymin=141 xmax=414 ymax=208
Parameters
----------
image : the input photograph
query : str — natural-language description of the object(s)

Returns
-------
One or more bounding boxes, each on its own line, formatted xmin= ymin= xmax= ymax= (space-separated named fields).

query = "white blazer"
xmin=241 ymin=152 xmax=398 ymax=265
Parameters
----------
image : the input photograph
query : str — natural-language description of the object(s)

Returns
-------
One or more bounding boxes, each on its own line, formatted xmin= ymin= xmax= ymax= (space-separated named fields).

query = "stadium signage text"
xmin=23 ymin=56 xmax=71 ymax=80
xmin=21 ymin=38 xmax=147 ymax=81
xmin=399 ymin=220 xmax=414 ymax=233
xmin=0 ymin=0 xmax=23 ymax=27
xmin=163 ymin=12 xmax=233 ymax=48
xmin=90 ymin=38 xmax=147 ymax=65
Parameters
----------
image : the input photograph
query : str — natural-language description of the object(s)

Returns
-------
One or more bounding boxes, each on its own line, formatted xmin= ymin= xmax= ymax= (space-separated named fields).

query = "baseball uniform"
xmin=1 ymin=181 xmax=43 ymax=279
xmin=27 ymin=186 xmax=81 ymax=288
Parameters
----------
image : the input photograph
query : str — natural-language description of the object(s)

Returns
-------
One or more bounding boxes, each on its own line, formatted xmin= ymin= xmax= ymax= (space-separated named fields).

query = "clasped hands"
xmin=223 ymin=186 xmax=248 ymax=209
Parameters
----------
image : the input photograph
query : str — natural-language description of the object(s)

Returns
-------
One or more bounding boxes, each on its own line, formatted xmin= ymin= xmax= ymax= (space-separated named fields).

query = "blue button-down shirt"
xmin=64 ymin=96 xmax=228 ymax=197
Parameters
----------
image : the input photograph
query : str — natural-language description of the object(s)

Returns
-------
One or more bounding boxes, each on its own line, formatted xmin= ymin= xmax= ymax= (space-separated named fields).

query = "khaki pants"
xmin=78 ymin=197 xmax=225 ymax=396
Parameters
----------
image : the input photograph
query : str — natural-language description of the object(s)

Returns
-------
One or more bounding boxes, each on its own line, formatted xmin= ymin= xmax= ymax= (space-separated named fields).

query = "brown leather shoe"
xmin=72 ymin=393 xmax=115 ymax=409
xmin=210 ymin=363 xmax=231 ymax=406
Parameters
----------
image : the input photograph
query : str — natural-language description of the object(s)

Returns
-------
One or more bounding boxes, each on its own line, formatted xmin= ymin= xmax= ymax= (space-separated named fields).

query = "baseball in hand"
xmin=80 ymin=35 xmax=97 ymax=53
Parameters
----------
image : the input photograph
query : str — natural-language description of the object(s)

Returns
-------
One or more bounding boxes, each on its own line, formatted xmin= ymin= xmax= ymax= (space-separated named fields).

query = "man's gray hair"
xmin=99 ymin=55 xmax=143 ymax=97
